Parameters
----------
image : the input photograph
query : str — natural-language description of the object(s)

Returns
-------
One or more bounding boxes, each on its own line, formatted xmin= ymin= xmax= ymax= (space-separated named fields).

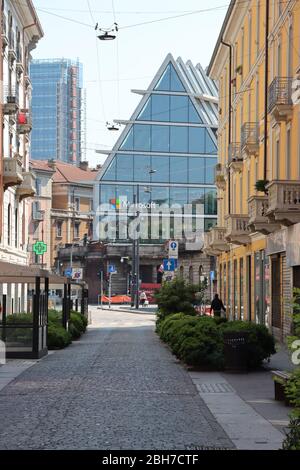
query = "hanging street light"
xmin=96 ymin=23 xmax=118 ymax=41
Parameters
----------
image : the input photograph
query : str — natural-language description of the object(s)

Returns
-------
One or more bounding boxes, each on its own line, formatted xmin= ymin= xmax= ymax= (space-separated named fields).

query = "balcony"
xmin=3 ymin=86 xmax=19 ymax=115
xmin=3 ymin=156 xmax=24 ymax=190
xmin=8 ymin=31 xmax=16 ymax=62
xmin=225 ymin=215 xmax=251 ymax=245
xmin=203 ymin=231 xmax=219 ymax=256
xmin=16 ymin=46 xmax=24 ymax=75
xmin=17 ymin=111 xmax=32 ymax=134
xmin=228 ymin=143 xmax=243 ymax=172
xmin=1 ymin=15 xmax=8 ymax=48
xmin=266 ymin=180 xmax=300 ymax=226
xmin=16 ymin=172 xmax=36 ymax=201
xmin=248 ymin=195 xmax=281 ymax=234
xmin=268 ymin=77 xmax=293 ymax=122
xmin=215 ymin=163 xmax=226 ymax=190
xmin=241 ymin=122 xmax=259 ymax=156
xmin=32 ymin=210 xmax=44 ymax=222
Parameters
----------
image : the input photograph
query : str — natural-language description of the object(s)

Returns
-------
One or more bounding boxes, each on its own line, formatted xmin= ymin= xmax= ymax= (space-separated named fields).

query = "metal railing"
xmin=241 ymin=123 xmax=259 ymax=148
xmin=268 ymin=77 xmax=293 ymax=112
xmin=248 ymin=195 xmax=269 ymax=223
xmin=228 ymin=143 xmax=242 ymax=161
xmin=3 ymin=85 xmax=19 ymax=104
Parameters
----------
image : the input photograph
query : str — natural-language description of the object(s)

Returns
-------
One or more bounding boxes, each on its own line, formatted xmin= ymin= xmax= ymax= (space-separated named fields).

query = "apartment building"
xmin=206 ymin=0 xmax=300 ymax=341
xmin=28 ymin=160 xmax=55 ymax=270
xmin=0 ymin=1 xmax=43 ymax=313
xmin=50 ymin=161 xmax=97 ymax=271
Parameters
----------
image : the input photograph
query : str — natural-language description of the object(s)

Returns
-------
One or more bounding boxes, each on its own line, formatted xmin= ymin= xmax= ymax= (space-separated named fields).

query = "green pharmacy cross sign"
xmin=33 ymin=241 xmax=47 ymax=256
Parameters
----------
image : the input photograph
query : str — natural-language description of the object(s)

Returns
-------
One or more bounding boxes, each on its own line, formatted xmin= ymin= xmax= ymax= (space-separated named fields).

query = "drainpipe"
xmin=221 ymin=39 xmax=232 ymax=214
xmin=264 ymin=0 xmax=270 ymax=181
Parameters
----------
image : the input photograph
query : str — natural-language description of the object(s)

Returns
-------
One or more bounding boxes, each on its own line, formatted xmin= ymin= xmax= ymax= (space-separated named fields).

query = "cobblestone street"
xmin=0 ymin=307 xmax=233 ymax=450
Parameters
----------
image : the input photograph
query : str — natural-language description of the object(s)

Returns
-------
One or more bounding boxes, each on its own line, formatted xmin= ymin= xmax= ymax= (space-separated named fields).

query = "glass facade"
xmin=30 ymin=59 xmax=83 ymax=164
xmin=97 ymin=59 xmax=218 ymax=242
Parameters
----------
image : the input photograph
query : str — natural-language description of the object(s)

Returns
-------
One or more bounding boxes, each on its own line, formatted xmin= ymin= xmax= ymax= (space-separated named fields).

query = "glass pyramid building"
xmin=94 ymin=54 xmax=218 ymax=245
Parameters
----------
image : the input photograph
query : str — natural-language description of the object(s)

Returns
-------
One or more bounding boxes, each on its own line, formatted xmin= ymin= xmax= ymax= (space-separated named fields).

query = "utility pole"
xmin=135 ymin=185 xmax=140 ymax=309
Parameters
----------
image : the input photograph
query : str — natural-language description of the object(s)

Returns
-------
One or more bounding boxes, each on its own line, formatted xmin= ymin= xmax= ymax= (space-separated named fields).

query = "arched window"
xmin=199 ymin=265 xmax=203 ymax=284
xmin=7 ymin=204 xmax=11 ymax=246
xmin=189 ymin=266 xmax=193 ymax=284
xmin=15 ymin=209 xmax=18 ymax=248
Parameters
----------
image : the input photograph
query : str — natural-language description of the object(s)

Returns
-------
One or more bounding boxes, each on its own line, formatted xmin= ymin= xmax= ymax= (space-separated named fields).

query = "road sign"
xmin=163 ymin=258 xmax=178 ymax=272
xmin=168 ymin=240 xmax=178 ymax=258
xmin=32 ymin=241 xmax=47 ymax=256
xmin=72 ymin=268 xmax=83 ymax=280
xmin=108 ymin=264 xmax=117 ymax=274
xmin=64 ymin=267 xmax=73 ymax=278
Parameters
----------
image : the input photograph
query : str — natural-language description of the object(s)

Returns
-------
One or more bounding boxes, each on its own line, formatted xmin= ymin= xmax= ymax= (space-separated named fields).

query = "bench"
xmin=272 ymin=370 xmax=291 ymax=405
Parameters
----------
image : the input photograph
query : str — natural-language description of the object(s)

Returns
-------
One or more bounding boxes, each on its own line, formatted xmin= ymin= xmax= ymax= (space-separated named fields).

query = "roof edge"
xmin=207 ymin=0 xmax=235 ymax=76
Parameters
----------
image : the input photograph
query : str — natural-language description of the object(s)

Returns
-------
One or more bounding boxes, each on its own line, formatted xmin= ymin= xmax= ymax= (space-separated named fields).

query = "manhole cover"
xmin=197 ymin=383 xmax=235 ymax=393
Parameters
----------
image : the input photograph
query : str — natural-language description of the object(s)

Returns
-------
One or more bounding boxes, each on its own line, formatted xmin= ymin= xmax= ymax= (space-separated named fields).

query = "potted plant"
xmin=255 ymin=179 xmax=269 ymax=194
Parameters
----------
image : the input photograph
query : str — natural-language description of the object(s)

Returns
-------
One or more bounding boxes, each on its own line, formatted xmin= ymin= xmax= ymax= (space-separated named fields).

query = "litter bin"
xmin=223 ymin=331 xmax=249 ymax=371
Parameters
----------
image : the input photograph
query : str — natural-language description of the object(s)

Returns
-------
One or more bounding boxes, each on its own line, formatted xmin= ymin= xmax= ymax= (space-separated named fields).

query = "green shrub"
xmin=70 ymin=311 xmax=88 ymax=332
xmin=6 ymin=313 xmax=33 ymax=323
xmin=220 ymin=320 xmax=275 ymax=368
xmin=155 ymin=278 xmax=199 ymax=320
xmin=47 ymin=323 xmax=71 ymax=349
xmin=178 ymin=319 xmax=224 ymax=369
xmin=157 ymin=313 xmax=224 ymax=369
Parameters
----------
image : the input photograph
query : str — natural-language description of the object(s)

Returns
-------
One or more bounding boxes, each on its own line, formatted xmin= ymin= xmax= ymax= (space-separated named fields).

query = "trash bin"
xmin=223 ymin=331 xmax=249 ymax=372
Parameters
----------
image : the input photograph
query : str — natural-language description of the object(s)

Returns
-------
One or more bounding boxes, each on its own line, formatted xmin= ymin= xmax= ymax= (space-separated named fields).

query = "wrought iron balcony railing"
xmin=268 ymin=77 xmax=293 ymax=121
xmin=241 ymin=123 xmax=259 ymax=156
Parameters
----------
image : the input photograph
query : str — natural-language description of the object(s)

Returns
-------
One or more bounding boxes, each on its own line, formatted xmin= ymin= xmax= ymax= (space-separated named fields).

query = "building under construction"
xmin=30 ymin=58 xmax=83 ymax=165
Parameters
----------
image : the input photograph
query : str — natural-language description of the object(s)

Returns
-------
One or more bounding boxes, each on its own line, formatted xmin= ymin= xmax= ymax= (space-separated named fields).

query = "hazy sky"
xmin=31 ymin=0 xmax=228 ymax=167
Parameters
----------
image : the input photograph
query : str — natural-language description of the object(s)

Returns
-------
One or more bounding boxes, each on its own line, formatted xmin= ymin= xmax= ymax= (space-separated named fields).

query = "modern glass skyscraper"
xmin=30 ymin=59 xmax=83 ymax=165
xmin=95 ymin=54 xmax=218 ymax=244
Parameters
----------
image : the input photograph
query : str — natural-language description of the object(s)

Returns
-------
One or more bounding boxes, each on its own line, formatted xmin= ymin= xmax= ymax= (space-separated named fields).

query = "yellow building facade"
xmin=206 ymin=0 xmax=300 ymax=341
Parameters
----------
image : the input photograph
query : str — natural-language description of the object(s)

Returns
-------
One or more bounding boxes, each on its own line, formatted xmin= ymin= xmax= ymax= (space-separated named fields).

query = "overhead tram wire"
xmin=112 ymin=0 xmax=121 ymax=119
xmin=86 ymin=0 xmax=107 ymax=127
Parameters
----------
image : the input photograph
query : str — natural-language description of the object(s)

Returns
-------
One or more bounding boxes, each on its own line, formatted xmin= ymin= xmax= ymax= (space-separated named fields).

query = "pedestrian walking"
xmin=139 ymin=291 xmax=147 ymax=307
xmin=210 ymin=293 xmax=226 ymax=317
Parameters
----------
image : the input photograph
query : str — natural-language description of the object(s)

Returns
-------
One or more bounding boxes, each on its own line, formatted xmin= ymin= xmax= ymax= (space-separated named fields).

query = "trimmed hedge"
xmin=48 ymin=323 xmax=72 ymax=349
xmin=220 ymin=320 xmax=276 ymax=368
xmin=157 ymin=314 xmax=275 ymax=370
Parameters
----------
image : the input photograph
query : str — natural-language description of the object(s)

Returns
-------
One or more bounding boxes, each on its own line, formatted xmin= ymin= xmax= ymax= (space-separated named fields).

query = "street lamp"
xmin=131 ymin=167 xmax=156 ymax=309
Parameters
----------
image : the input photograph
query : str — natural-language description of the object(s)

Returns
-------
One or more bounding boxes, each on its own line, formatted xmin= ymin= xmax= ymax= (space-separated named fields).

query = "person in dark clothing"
xmin=210 ymin=294 xmax=226 ymax=317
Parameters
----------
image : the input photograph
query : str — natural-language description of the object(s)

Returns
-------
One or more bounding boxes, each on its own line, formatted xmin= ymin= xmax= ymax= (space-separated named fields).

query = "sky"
xmin=31 ymin=0 xmax=228 ymax=167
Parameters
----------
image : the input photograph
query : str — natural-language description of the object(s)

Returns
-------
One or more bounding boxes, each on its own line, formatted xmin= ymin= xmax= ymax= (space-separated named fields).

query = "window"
xmin=74 ymin=197 xmax=80 ymax=211
xmin=35 ymin=178 xmax=42 ymax=196
xmin=134 ymin=124 xmax=151 ymax=151
xmin=7 ymin=204 xmax=11 ymax=246
xmin=205 ymin=189 xmax=217 ymax=215
xmin=134 ymin=154 xmax=151 ymax=182
xmin=15 ymin=209 xmax=18 ymax=248
xmin=154 ymin=62 xmax=185 ymax=92
xmin=240 ymin=258 xmax=244 ymax=320
xmin=205 ymin=158 xmax=218 ymax=184
xmin=170 ymin=95 xmax=188 ymax=122
xmin=56 ymin=221 xmax=62 ymax=238
xmin=170 ymin=126 xmax=188 ymax=152
xmin=286 ymin=128 xmax=291 ymax=180
xmin=170 ymin=156 xmax=188 ymax=183
xmin=188 ymin=127 xmax=205 ymax=153
xmin=116 ymin=154 xmax=133 ymax=181
xmin=151 ymin=155 xmax=170 ymax=183
xmin=152 ymin=125 xmax=169 ymax=152
xmin=74 ymin=222 xmax=80 ymax=239
xmin=189 ymin=157 xmax=205 ymax=184
xmin=102 ymin=157 xmax=116 ymax=181
xmin=152 ymin=94 xmax=169 ymax=121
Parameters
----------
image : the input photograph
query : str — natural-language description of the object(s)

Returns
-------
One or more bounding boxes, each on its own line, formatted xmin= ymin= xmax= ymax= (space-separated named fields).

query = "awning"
xmin=0 ymin=260 xmax=67 ymax=284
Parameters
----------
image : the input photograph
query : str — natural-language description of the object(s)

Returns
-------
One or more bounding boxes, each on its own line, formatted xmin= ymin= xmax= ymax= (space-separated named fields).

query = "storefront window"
xmin=233 ymin=259 xmax=238 ymax=320
xmin=227 ymin=261 xmax=231 ymax=319
xmin=264 ymin=253 xmax=270 ymax=327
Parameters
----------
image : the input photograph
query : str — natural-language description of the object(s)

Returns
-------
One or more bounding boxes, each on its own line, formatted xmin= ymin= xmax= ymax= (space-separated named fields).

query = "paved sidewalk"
xmin=0 ymin=308 xmax=233 ymax=450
